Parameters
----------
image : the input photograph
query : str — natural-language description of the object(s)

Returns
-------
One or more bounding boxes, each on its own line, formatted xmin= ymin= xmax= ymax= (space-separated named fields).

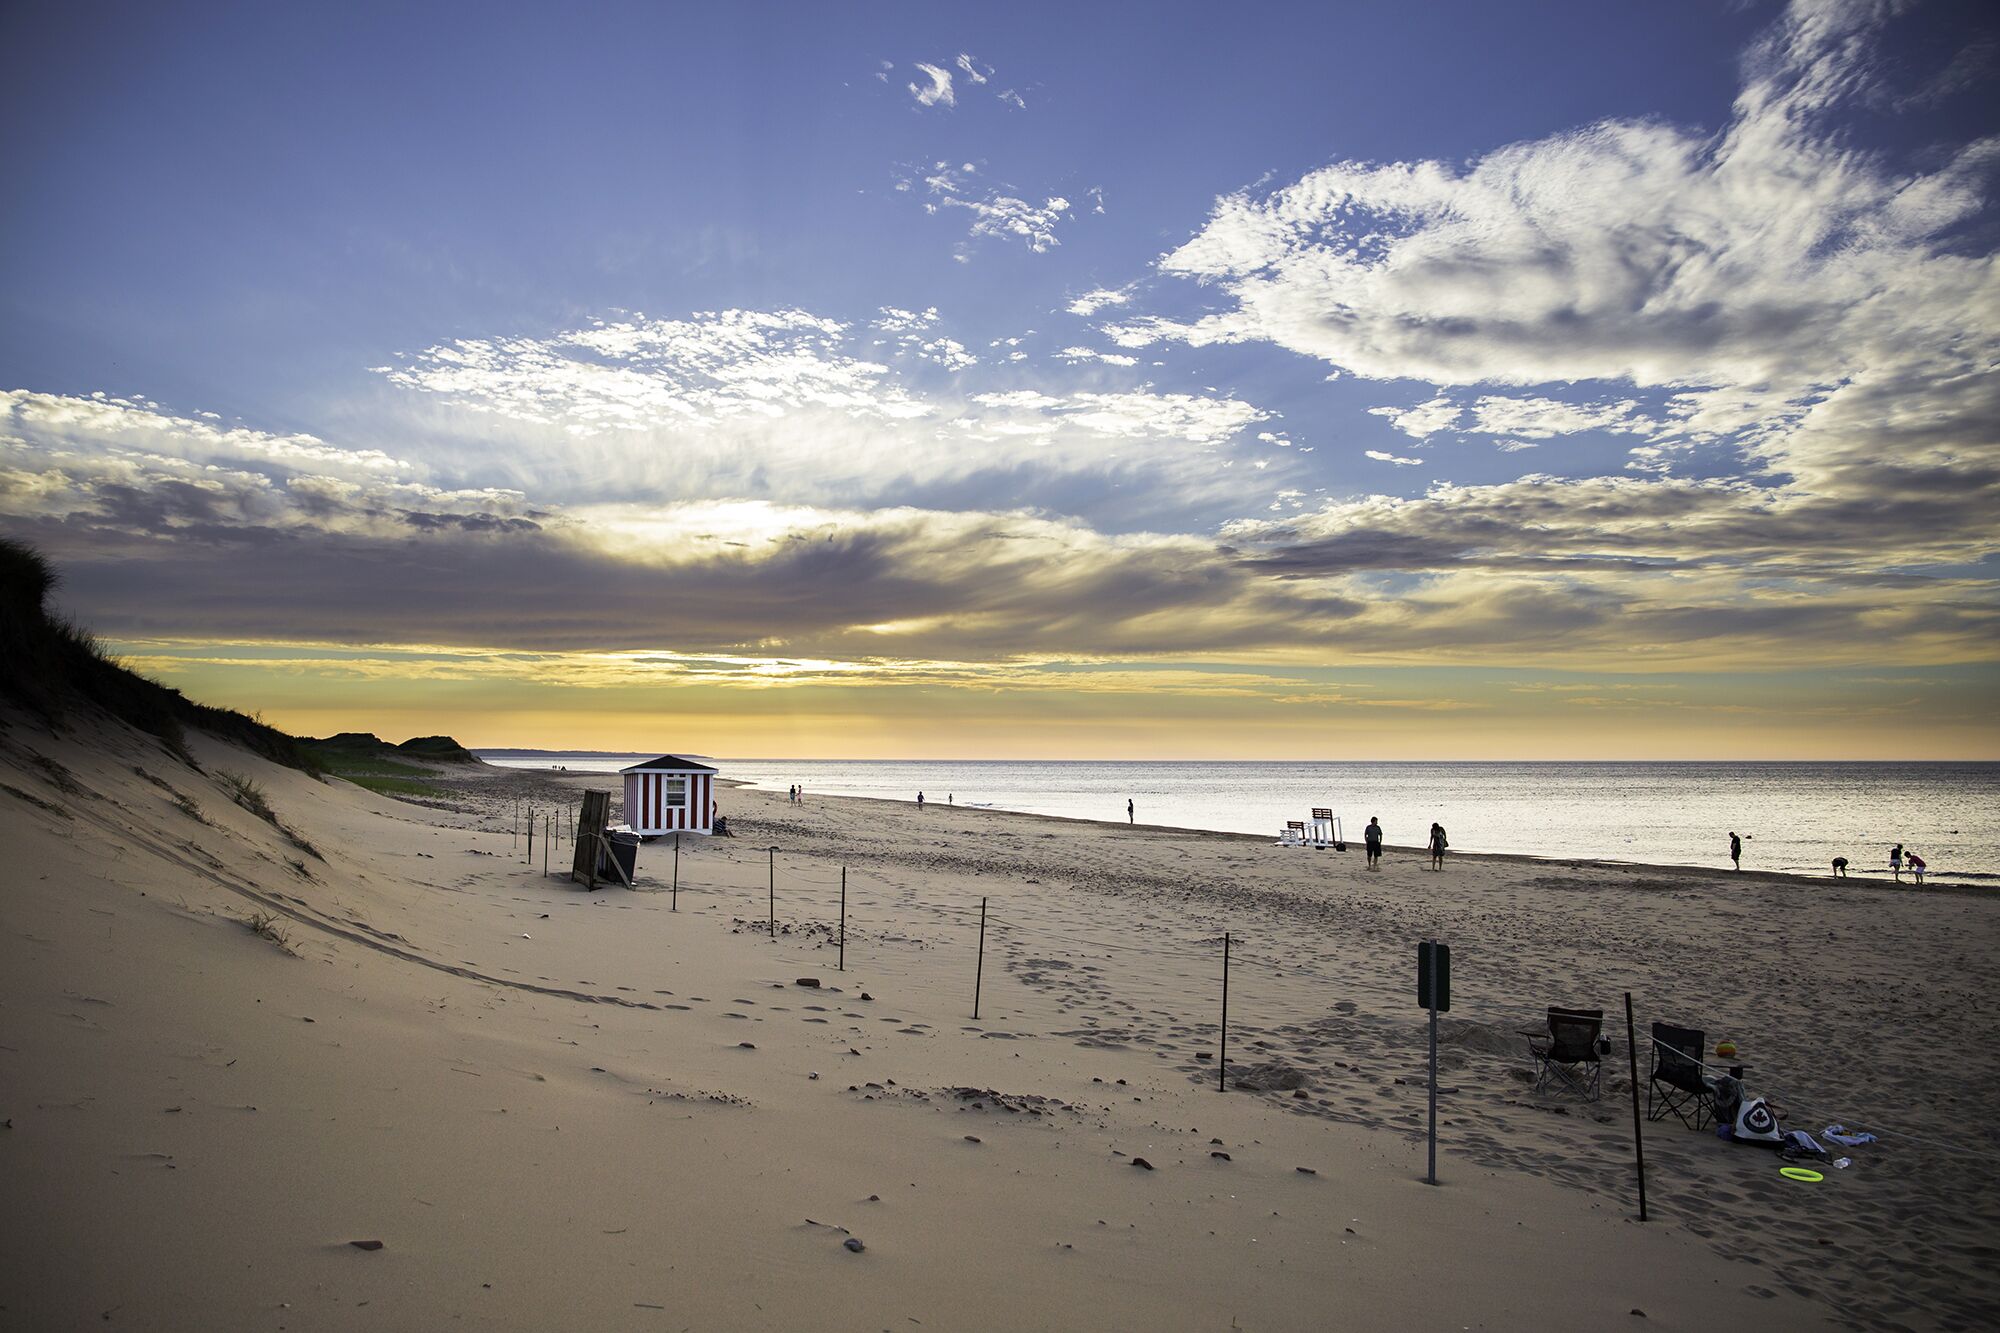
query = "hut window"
xmin=663 ymin=776 xmax=688 ymax=805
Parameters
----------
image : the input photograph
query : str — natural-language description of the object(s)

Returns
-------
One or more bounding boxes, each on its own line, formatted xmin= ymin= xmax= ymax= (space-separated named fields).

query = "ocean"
xmin=476 ymin=754 xmax=1999 ymax=883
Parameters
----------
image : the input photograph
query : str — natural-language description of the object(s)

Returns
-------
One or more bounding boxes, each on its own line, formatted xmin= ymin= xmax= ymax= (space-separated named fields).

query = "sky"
xmin=2 ymin=0 xmax=1996 ymax=759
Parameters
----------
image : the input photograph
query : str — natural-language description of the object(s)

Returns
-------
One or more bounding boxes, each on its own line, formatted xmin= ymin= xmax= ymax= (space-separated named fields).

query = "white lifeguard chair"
xmin=1277 ymin=819 xmax=1308 ymax=847
xmin=1308 ymin=808 xmax=1336 ymax=848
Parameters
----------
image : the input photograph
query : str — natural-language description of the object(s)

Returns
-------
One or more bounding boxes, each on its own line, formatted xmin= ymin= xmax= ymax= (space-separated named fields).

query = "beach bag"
xmin=1734 ymin=1096 xmax=1781 ymax=1145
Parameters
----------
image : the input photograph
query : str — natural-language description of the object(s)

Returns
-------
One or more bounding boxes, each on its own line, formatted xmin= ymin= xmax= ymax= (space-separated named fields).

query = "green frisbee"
xmin=1779 ymin=1166 xmax=1824 ymax=1182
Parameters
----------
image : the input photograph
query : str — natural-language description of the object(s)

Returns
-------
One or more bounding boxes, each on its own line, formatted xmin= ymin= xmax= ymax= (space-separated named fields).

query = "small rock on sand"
xmin=348 ymin=1239 xmax=385 ymax=1251
xmin=844 ymin=1237 xmax=865 ymax=1253
xmin=795 ymin=977 xmax=821 ymax=988
xmin=1131 ymin=1157 xmax=1154 ymax=1170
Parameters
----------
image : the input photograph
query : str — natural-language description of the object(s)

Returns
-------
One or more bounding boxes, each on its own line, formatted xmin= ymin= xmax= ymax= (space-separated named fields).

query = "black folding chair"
xmin=1647 ymin=1021 xmax=1716 ymax=1129
xmin=1523 ymin=1007 xmax=1608 ymax=1101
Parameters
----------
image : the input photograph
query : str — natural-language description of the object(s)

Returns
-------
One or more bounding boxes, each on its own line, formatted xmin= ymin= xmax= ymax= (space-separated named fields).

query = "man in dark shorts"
xmin=1729 ymin=831 xmax=1742 ymax=870
xmin=1364 ymin=817 xmax=1383 ymax=869
xmin=1832 ymin=856 xmax=1848 ymax=877
xmin=1429 ymin=822 xmax=1448 ymax=870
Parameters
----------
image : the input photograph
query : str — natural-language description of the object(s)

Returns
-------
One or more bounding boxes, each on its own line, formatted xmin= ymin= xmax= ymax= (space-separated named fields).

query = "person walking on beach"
xmin=1908 ymin=850 xmax=1926 ymax=884
xmin=1832 ymin=856 xmax=1849 ymax=878
xmin=917 ymin=791 xmax=925 ymax=812
xmin=1890 ymin=843 xmax=1903 ymax=881
xmin=1729 ymin=831 xmax=1742 ymax=871
xmin=1127 ymin=798 xmax=1134 ymax=825
xmin=1364 ymin=817 xmax=1383 ymax=869
xmin=1429 ymin=822 xmax=1448 ymax=870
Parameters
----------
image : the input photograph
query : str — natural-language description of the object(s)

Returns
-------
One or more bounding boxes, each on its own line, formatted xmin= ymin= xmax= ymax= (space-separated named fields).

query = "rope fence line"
xmin=542 ymin=834 xmax=1947 ymax=1189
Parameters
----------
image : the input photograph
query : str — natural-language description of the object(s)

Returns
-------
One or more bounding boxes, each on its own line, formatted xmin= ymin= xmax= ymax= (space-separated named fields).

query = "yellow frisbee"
xmin=1779 ymin=1166 xmax=1824 ymax=1182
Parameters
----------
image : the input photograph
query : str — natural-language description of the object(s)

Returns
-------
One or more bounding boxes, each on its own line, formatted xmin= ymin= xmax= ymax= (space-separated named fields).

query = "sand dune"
xmin=4 ymin=715 xmax=1992 ymax=1329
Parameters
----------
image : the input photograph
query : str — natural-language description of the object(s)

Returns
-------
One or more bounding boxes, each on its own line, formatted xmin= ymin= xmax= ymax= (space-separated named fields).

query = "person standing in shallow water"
xmin=916 ymin=791 xmax=924 ymax=812
xmin=1729 ymin=831 xmax=1742 ymax=870
xmin=1890 ymin=843 xmax=1903 ymax=882
xmin=1364 ymin=817 xmax=1383 ymax=869
xmin=1429 ymin=822 xmax=1448 ymax=870
xmin=1127 ymin=798 xmax=1134 ymax=824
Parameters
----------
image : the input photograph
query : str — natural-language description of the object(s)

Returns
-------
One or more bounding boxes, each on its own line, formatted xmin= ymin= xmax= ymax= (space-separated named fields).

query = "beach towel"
xmin=1823 ymin=1125 xmax=1878 ymax=1147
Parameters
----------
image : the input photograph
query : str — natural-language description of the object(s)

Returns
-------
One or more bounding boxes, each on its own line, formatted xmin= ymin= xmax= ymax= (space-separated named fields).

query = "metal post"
xmin=1626 ymin=992 xmax=1648 ymax=1221
xmin=972 ymin=896 xmax=987 ymax=1019
xmin=838 ymin=868 xmax=847 ymax=971
xmin=1219 ymin=932 xmax=1230 ymax=1092
xmin=768 ymin=846 xmax=776 ymax=938
xmin=672 ymin=833 xmax=680 ymax=911
xmin=1427 ymin=938 xmax=1440 ymax=1186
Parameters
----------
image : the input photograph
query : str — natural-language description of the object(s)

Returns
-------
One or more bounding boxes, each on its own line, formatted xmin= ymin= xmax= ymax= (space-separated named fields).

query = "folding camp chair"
xmin=1647 ymin=1021 xmax=1716 ymax=1129
xmin=1523 ymin=1007 xmax=1608 ymax=1101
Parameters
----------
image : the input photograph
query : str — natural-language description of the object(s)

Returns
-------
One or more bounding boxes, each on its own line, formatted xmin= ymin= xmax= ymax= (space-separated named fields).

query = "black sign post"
xmin=1418 ymin=939 xmax=1451 ymax=1185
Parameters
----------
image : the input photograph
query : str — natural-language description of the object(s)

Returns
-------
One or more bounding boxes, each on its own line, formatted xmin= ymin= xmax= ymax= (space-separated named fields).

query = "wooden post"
xmin=1426 ymin=939 xmax=1440 ymax=1186
xmin=526 ymin=808 xmax=533 ymax=865
xmin=768 ymin=846 xmax=776 ymax=938
xmin=542 ymin=815 xmax=549 ymax=876
xmin=1219 ymin=932 xmax=1230 ymax=1092
xmin=972 ymin=896 xmax=987 ymax=1019
xmin=672 ymin=833 xmax=680 ymax=911
xmin=1626 ymin=992 xmax=1648 ymax=1222
xmin=838 ymin=867 xmax=846 ymax=971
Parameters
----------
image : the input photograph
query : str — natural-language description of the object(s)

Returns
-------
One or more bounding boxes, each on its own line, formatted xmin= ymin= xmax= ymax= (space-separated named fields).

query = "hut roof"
xmin=620 ymin=755 xmax=718 ymax=773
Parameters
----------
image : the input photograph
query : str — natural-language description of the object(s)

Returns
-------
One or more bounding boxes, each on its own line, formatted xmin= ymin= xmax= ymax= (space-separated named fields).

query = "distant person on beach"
xmin=917 ymin=791 xmax=925 ymax=811
xmin=1429 ymin=822 xmax=1448 ymax=870
xmin=1365 ymin=817 xmax=1383 ymax=869
xmin=1729 ymin=831 xmax=1742 ymax=870
xmin=1908 ymin=851 xmax=1926 ymax=884
xmin=1127 ymin=798 xmax=1134 ymax=824
xmin=1832 ymin=856 xmax=1848 ymax=878
xmin=1890 ymin=844 xmax=1903 ymax=881
xmin=949 ymin=793 xmax=954 ymax=805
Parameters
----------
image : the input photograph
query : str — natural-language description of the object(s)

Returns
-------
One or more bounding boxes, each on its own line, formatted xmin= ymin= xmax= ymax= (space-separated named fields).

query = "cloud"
xmin=1364 ymin=450 xmax=1424 ymax=466
xmin=998 ymin=89 xmax=1026 ymax=110
xmin=1067 ymin=287 xmax=1132 ymax=317
xmin=1369 ymin=396 xmax=1460 ymax=439
xmin=1085 ymin=0 xmax=1998 ymax=670
xmin=908 ymin=163 xmax=1083 ymax=256
xmin=1467 ymin=395 xmax=1656 ymax=439
xmin=954 ymin=53 xmax=990 ymax=85
xmin=908 ymin=63 xmax=954 ymax=108
xmin=968 ymin=389 xmax=1267 ymax=445
xmin=380 ymin=309 xmax=931 ymax=433
xmin=1056 ymin=346 xmax=1139 ymax=367
xmin=1117 ymin=0 xmax=1999 ymax=472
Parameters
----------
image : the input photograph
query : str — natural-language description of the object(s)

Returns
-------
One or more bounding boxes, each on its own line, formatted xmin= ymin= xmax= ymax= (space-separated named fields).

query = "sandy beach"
xmin=3 ymin=719 xmax=1994 ymax=1330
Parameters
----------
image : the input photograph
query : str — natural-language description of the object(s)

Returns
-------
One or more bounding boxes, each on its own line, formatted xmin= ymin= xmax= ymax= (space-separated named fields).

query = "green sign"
xmin=1418 ymin=941 xmax=1451 ymax=1012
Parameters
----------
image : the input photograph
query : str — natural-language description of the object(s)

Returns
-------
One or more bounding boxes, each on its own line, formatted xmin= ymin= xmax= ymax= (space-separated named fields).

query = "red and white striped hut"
xmin=620 ymin=755 xmax=719 ymax=836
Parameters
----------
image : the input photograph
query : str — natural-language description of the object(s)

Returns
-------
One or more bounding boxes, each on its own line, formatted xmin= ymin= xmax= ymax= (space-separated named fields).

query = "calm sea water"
xmin=478 ymin=753 xmax=1999 ymax=883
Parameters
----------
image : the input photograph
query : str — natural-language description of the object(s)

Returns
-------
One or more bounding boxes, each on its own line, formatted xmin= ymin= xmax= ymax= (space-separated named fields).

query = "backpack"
xmin=1734 ymin=1096 xmax=1781 ymax=1145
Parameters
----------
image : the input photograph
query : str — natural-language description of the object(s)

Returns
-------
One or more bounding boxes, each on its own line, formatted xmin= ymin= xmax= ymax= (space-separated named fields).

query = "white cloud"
xmin=909 ymin=164 xmax=1079 ymax=255
xmin=1369 ymin=396 xmax=1460 ymax=439
xmin=954 ymin=54 xmax=990 ymax=85
xmin=873 ymin=306 xmax=938 ymax=333
xmin=381 ymin=309 xmax=933 ymax=433
xmin=1057 ymin=346 xmax=1139 ymax=367
xmin=909 ymin=63 xmax=955 ymax=108
xmin=1467 ymin=395 xmax=1655 ymax=438
xmin=1067 ymin=287 xmax=1132 ymax=317
xmin=971 ymin=389 xmax=1268 ymax=444
xmin=998 ymin=89 xmax=1026 ymax=110
xmin=1364 ymin=450 xmax=1425 ymax=466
